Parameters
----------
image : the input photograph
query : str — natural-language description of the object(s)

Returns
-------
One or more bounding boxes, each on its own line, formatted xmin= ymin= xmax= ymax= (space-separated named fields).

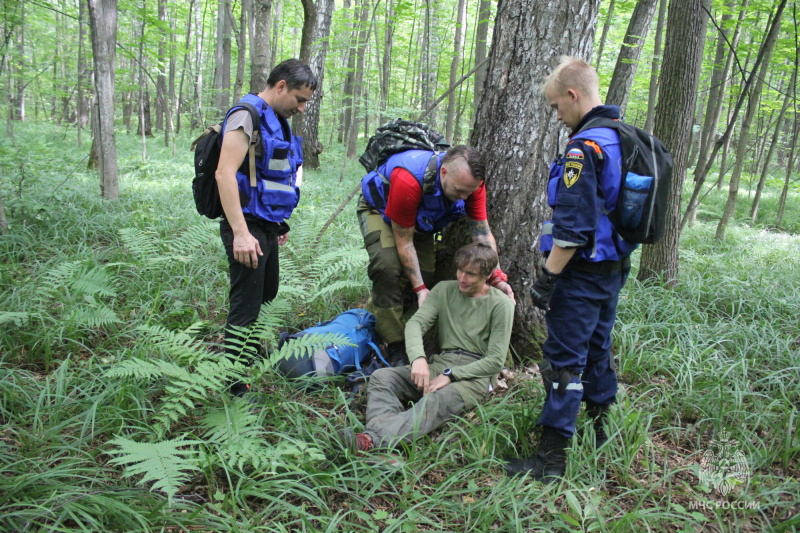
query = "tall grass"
xmin=0 ymin=122 xmax=798 ymax=531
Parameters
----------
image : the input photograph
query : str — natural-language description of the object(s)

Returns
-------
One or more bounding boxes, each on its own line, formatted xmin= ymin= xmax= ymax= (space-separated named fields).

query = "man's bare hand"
xmin=277 ymin=232 xmax=289 ymax=246
xmin=416 ymin=288 xmax=430 ymax=307
xmin=411 ymin=358 xmax=429 ymax=392
xmin=494 ymin=281 xmax=516 ymax=303
xmin=425 ymin=374 xmax=451 ymax=395
xmin=233 ymin=232 xmax=263 ymax=268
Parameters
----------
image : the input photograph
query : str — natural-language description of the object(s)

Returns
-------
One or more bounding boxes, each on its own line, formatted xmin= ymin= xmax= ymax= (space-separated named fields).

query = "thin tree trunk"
xmin=716 ymin=0 xmax=786 ymax=240
xmin=156 ymin=0 xmax=167 ymax=131
xmin=250 ymin=0 xmax=273 ymax=92
xmin=605 ymin=0 xmax=658 ymax=115
xmin=176 ymin=0 xmax=194 ymax=135
xmin=0 ymin=190 xmax=7 ymax=233
xmin=166 ymin=14 xmax=176 ymax=148
xmin=594 ymin=0 xmax=616 ymax=69
xmin=380 ymin=0 xmax=394 ymax=124
xmin=638 ymin=0 xmax=708 ymax=284
xmin=445 ymin=0 xmax=466 ymax=141
xmin=193 ymin=0 xmax=206 ymax=129
xmin=644 ymin=0 xmax=667 ymax=132
xmin=776 ymin=117 xmax=798 ymax=226
xmin=214 ymin=0 xmax=233 ymax=113
xmin=297 ymin=0 xmax=335 ymax=169
xmin=77 ymin=0 xmax=89 ymax=147
xmin=471 ymin=0 xmax=491 ymax=135
xmin=87 ymin=0 xmax=119 ymax=200
xmin=231 ymin=0 xmax=246 ymax=100
xmin=346 ymin=0 xmax=372 ymax=158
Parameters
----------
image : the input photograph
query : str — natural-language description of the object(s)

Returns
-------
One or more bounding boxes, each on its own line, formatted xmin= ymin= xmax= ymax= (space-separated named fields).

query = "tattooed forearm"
xmin=393 ymin=223 xmax=424 ymax=287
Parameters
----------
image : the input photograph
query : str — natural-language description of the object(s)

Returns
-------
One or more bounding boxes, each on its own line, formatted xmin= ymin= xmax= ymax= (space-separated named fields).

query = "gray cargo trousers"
xmin=363 ymin=351 xmax=492 ymax=448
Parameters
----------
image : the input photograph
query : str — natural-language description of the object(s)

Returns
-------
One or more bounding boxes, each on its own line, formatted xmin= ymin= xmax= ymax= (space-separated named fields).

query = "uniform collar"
xmin=570 ymin=105 xmax=621 ymax=136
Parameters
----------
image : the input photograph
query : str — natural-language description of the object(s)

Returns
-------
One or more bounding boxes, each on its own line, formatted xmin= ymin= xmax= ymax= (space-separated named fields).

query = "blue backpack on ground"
xmin=276 ymin=309 xmax=389 ymax=380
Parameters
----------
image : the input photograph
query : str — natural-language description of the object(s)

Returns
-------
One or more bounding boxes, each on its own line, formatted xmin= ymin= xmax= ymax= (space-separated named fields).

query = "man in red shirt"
xmin=358 ymin=145 xmax=514 ymax=364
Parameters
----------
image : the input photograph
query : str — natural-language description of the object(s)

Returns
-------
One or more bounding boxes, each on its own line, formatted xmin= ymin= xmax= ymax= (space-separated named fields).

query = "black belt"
xmin=567 ymin=256 xmax=631 ymax=275
xmin=445 ymin=349 xmax=482 ymax=360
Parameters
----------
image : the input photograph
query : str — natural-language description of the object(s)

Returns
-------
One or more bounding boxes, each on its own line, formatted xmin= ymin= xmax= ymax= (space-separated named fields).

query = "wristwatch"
xmin=442 ymin=368 xmax=458 ymax=382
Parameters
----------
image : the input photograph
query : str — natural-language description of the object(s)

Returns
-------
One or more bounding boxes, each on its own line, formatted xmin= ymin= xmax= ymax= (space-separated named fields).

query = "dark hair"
xmin=267 ymin=59 xmax=318 ymax=91
xmin=441 ymin=145 xmax=486 ymax=183
xmin=454 ymin=243 xmax=497 ymax=278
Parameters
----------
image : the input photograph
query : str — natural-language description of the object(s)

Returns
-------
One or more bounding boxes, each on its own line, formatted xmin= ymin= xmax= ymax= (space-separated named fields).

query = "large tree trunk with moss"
xmin=637 ymin=0 xmax=708 ymax=283
xmin=437 ymin=0 xmax=600 ymax=355
xmin=250 ymin=0 xmax=272 ymax=92
xmin=87 ymin=0 xmax=119 ymax=200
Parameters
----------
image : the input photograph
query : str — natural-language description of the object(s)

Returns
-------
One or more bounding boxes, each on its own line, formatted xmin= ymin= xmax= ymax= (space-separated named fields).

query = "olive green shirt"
xmin=405 ymin=281 xmax=515 ymax=380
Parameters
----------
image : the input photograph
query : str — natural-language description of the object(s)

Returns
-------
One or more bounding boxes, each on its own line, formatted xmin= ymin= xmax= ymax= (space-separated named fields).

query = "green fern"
xmin=201 ymin=401 xmax=269 ymax=470
xmin=69 ymin=304 xmax=120 ymax=328
xmin=107 ymin=436 xmax=202 ymax=502
xmin=136 ymin=323 xmax=217 ymax=365
xmin=0 ymin=311 xmax=32 ymax=326
xmin=171 ymin=220 xmax=219 ymax=256
xmin=35 ymin=261 xmax=83 ymax=300
xmin=119 ymin=228 xmax=162 ymax=262
xmin=70 ymin=266 xmax=117 ymax=297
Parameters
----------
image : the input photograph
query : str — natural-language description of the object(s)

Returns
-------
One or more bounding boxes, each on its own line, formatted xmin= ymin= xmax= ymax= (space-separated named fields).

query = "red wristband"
xmin=487 ymin=268 xmax=508 ymax=286
xmin=413 ymin=284 xmax=427 ymax=294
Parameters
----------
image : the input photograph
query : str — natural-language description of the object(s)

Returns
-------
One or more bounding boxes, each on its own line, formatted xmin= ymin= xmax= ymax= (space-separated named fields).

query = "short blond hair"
xmin=543 ymin=56 xmax=599 ymax=96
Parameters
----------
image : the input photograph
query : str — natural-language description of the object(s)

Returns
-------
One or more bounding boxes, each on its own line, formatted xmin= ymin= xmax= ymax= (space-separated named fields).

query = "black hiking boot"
xmin=586 ymin=403 xmax=611 ymax=449
xmin=386 ymin=342 xmax=409 ymax=367
xmin=504 ymin=427 xmax=570 ymax=483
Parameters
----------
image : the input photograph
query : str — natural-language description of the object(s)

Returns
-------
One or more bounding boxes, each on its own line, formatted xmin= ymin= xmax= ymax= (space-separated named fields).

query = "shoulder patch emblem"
xmin=564 ymin=161 xmax=582 ymax=188
xmin=566 ymin=148 xmax=584 ymax=159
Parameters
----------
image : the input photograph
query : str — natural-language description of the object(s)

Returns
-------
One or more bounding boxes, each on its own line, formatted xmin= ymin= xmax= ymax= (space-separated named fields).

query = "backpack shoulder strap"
xmin=227 ymin=101 xmax=262 ymax=187
xmin=421 ymin=153 xmax=440 ymax=196
xmin=575 ymin=117 xmax=620 ymax=136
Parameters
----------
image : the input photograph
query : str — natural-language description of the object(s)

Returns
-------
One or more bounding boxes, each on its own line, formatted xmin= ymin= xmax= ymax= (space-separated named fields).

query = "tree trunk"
xmin=77 ymin=0 xmax=90 ymax=147
xmin=471 ymin=0 xmax=491 ymax=135
xmin=87 ymin=0 xmax=119 ymax=200
xmin=439 ymin=0 xmax=601 ymax=355
xmin=231 ymin=0 xmax=246 ymax=100
xmin=11 ymin=5 xmax=25 ymax=121
xmin=193 ymin=0 xmax=206 ymax=129
xmin=379 ymin=0 xmax=394 ymax=124
xmin=250 ymin=0 xmax=273 ymax=92
xmin=420 ymin=0 xmax=440 ymax=126
xmin=637 ymin=0 xmax=708 ymax=284
xmin=594 ymin=0 xmax=616 ymax=69
xmin=339 ymin=0 xmax=357 ymax=144
xmin=346 ymin=0 xmax=372 ymax=157
xmin=445 ymin=0 xmax=466 ymax=141
xmin=0 ymin=189 xmax=7 ymax=233
xmin=776 ymin=116 xmax=798 ymax=227
xmin=605 ymin=0 xmax=658 ymax=115
xmin=155 ymin=0 xmax=167 ymax=131
xmin=643 ymin=0 xmax=667 ymax=132
xmin=214 ymin=0 xmax=233 ymax=113
xmin=716 ymin=0 xmax=786 ymax=240
xmin=297 ymin=0 xmax=335 ymax=169
xmin=166 ymin=14 xmax=176 ymax=148
xmin=136 ymin=12 xmax=153 ymax=140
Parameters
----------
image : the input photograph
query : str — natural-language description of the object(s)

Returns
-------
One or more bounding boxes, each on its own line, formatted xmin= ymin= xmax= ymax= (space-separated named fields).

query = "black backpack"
xmin=575 ymin=118 xmax=673 ymax=244
xmin=359 ymin=118 xmax=451 ymax=172
xmin=189 ymin=101 xmax=261 ymax=219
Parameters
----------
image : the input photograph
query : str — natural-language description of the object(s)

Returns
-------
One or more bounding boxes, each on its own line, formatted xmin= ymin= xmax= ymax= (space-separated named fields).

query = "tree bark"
xmin=445 ymin=0 xmax=466 ymax=141
xmin=155 ymin=0 xmax=167 ymax=131
xmin=471 ymin=0 xmax=491 ymax=135
xmin=214 ymin=0 xmax=233 ymax=113
xmin=346 ymin=0 xmax=372 ymax=157
xmin=716 ymin=0 xmax=786 ymax=240
xmin=643 ymin=0 xmax=667 ymax=133
xmin=231 ymin=0 xmax=247 ymax=100
xmin=379 ymin=0 xmax=394 ymax=124
xmin=420 ymin=0 xmax=440 ymax=126
xmin=250 ymin=0 xmax=273 ymax=92
xmin=605 ymin=0 xmax=659 ymax=115
xmin=439 ymin=0 xmax=601 ymax=354
xmin=637 ymin=0 xmax=708 ymax=284
xmin=87 ymin=0 xmax=119 ymax=200
xmin=776 ymin=116 xmax=798 ymax=227
xmin=297 ymin=0 xmax=335 ymax=169
xmin=77 ymin=0 xmax=90 ymax=147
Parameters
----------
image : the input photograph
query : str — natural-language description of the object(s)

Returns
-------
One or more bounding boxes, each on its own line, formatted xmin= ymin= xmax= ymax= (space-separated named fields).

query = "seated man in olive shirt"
xmin=340 ymin=243 xmax=515 ymax=452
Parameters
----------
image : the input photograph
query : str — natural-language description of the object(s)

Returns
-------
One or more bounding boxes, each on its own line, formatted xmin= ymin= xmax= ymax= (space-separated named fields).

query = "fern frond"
xmin=264 ymin=332 xmax=355 ymax=366
xmin=69 ymin=304 xmax=120 ymax=328
xmin=70 ymin=265 xmax=117 ymax=297
xmin=310 ymin=280 xmax=370 ymax=300
xmin=36 ymin=261 xmax=82 ymax=299
xmin=105 ymin=358 xmax=164 ymax=380
xmin=314 ymin=248 xmax=369 ymax=285
xmin=202 ymin=401 xmax=268 ymax=469
xmin=107 ymin=436 xmax=202 ymax=501
xmin=0 ymin=311 xmax=32 ymax=326
xmin=137 ymin=323 xmax=214 ymax=364
xmin=171 ymin=221 xmax=219 ymax=256
xmin=119 ymin=228 xmax=162 ymax=261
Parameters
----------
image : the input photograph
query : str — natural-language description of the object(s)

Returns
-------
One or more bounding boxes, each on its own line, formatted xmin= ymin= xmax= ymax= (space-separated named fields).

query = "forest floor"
xmin=1 ymin=125 xmax=798 ymax=532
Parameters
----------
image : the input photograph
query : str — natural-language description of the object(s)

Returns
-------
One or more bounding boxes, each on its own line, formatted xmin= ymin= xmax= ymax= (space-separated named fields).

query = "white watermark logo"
xmin=698 ymin=430 xmax=750 ymax=495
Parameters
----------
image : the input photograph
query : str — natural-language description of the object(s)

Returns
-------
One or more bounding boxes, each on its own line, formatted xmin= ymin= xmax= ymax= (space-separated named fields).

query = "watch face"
xmin=444 ymin=368 xmax=452 ymax=376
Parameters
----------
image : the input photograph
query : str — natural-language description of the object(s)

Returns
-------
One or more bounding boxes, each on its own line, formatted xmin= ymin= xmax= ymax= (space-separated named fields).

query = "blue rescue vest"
xmin=542 ymin=127 xmax=638 ymax=262
xmin=223 ymin=93 xmax=304 ymax=223
xmin=361 ymin=150 xmax=466 ymax=233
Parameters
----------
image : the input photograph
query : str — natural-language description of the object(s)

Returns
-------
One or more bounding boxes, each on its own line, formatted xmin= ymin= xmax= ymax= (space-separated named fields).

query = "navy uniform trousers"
xmin=538 ymin=264 xmax=630 ymax=438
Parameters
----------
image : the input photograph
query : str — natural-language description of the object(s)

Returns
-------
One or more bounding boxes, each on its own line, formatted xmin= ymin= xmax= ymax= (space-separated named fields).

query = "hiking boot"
xmin=504 ymin=426 xmax=570 ymax=483
xmin=228 ymin=380 xmax=251 ymax=397
xmin=386 ymin=342 xmax=409 ymax=367
xmin=338 ymin=428 xmax=374 ymax=453
xmin=586 ymin=403 xmax=611 ymax=449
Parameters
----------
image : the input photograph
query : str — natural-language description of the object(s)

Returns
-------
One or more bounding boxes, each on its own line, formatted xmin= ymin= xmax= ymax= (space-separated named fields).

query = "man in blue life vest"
xmin=504 ymin=56 xmax=638 ymax=482
xmin=357 ymin=145 xmax=515 ymax=365
xmin=215 ymin=59 xmax=317 ymax=396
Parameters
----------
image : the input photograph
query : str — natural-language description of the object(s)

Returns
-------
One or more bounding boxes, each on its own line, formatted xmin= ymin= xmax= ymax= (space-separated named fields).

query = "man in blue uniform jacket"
xmin=504 ymin=56 xmax=638 ymax=482
xmin=215 ymin=59 xmax=316 ymax=396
